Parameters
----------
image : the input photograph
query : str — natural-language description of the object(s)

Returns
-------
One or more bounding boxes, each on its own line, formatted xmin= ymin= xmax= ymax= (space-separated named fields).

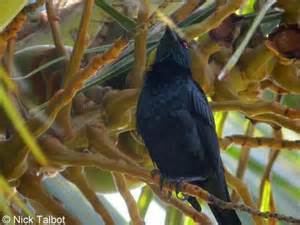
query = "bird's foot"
xmin=168 ymin=176 xmax=207 ymax=191
xmin=167 ymin=176 xmax=207 ymax=201
xmin=168 ymin=176 xmax=207 ymax=184
xmin=167 ymin=177 xmax=189 ymax=201
xmin=150 ymin=171 xmax=205 ymax=201
xmin=150 ymin=169 xmax=160 ymax=178
xmin=151 ymin=169 xmax=168 ymax=191
xmin=150 ymin=169 xmax=173 ymax=199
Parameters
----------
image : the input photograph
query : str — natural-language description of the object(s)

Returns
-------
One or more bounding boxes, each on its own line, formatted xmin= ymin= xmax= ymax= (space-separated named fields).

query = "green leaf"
xmin=0 ymin=0 xmax=26 ymax=32
xmin=239 ymin=0 xmax=256 ymax=15
xmin=165 ymin=206 xmax=184 ymax=225
xmin=260 ymin=179 xmax=272 ymax=212
xmin=0 ymin=176 xmax=33 ymax=217
xmin=137 ymin=186 xmax=153 ymax=218
xmin=184 ymin=216 xmax=195 ymax=225
xmin=282 ymin=94 xmax=300 ymax=109
xmin=0 ymin=192 xmax=14 ymax=225
xmin=83 ymin=40 xmax=158 ymax=89
xmin=214 ymin=112 xmax=228 ymax=137
xmin=95 ymin=0 xmax=136 ymax=32
xmin=178 ymin=1 xmax=216 ymax=28
xmin=0 ymin=67 xmax=47 ymax=165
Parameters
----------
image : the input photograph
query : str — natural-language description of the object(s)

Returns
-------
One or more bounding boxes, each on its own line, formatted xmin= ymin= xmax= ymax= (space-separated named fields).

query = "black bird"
xmin=136 ymin=27 xmax=241 ymax=225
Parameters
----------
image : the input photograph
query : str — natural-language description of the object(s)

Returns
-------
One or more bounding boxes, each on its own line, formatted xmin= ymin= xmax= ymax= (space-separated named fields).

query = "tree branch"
xmin=220 ymin=135 xmax=300 ymax=150
xmin=112 ymin=172 xmax=144 ymax=225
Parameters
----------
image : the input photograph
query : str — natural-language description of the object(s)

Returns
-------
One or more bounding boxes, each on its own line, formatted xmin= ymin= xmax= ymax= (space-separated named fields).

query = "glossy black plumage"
xmin=136 ymin=27 xmax=241 ymax=225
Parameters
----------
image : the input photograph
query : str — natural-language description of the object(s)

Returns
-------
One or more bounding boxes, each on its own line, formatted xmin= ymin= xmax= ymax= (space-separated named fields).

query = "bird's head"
xmin=155 ymin=26 xmax=191 ymax=69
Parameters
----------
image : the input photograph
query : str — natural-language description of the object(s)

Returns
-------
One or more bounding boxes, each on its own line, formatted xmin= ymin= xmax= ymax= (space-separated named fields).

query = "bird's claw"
xmin=166 ymin=177 xmax=188 ymax=201
xmin=150 ymin=171 xmax=205 ymax=201
xmin=150 ymin=169 xmax=165 ymax=191
xmin=150 ymin=169 xmax=160 ymax=178
xmin=150 ymin=169 xmax=173 ymax=198
xmin=168 ymin=176 xmax=207 ymax=201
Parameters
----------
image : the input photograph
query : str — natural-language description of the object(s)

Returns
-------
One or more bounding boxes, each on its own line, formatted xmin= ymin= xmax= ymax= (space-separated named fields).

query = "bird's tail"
xmin=188 ymin=180 xmax=241 ymax=225
xmin=209 ymin=204 xmax=241 ymax=225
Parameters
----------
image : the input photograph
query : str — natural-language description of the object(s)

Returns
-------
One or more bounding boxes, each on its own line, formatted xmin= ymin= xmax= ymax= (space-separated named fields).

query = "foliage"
xmin=0 ymin=0 xmax=26 ymax=32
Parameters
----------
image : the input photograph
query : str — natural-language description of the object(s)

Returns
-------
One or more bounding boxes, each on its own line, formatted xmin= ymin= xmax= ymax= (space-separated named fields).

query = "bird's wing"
xmin=188 ymin=79 xmax=222 ymax=170
xmin=189 ymin=80 xmax=215 ymax=128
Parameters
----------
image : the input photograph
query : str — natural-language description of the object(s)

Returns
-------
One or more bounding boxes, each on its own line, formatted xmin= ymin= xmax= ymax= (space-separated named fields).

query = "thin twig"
xmin=184 ymin=0 xmax=243 ymax=40
xmin=45 ymin=0 xmax=68 ymax=57
xmin=0 ymin=0 xmax=44 ymax=57
xmin=112 ymin=172 xmax=144 ymax=225
xmin=64 ymin=0 xmax=95 ymax=85
xmin=171 ymin=0 xmax=205 ymax=23
xmin=150 ymin=184 xmax=213 ymax=225
xmin=252 ymin=113 xmax=300 ymax=134
xmin=260 ymin=79 xmax=289 ymax=95
xmin=211 ymin=100 xmax=300 ymax=119
xmin=220 ymin=135 xmax=300 ymax=150
xmin=0 ymin=13 xmax=27 ymax=59
xmin=225 ymin=168 xmax=264 ymax=225
xmin=63 ymin=167 xmax=115 ymax=225
xmin=126 ymin=0 xmax=149 ymax=88
xmin=231 ymin=120 xmax=255 ymax=202
xmin=0 ymin=39 xmax=127 ymax=180
xmin=57 ymin=0 xmax=95 ymax=138
xmin=39 ymin=135 xmax=300 ymax=224
xmin=258 ymin=98 xmax=282 ymax=223
xmin=18 ymin=171 xmax=81 ymax=225
xmin=31 ymin=38 xmax=127 ymax=138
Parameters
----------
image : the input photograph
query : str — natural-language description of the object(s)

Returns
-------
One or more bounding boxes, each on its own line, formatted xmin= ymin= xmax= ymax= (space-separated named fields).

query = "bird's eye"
xmin=181 ymin=40 xmax=189 ymax=49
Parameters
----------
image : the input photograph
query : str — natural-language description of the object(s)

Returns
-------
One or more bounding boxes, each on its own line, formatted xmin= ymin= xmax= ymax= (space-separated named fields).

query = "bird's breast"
xmin=138 ymin=86 xmax=187 ymax=120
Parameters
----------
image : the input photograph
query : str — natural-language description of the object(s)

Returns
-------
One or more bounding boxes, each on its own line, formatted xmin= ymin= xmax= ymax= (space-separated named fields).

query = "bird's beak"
xmin=164 ymin=26 xmax=180 ymax=45
xmin=155 ymin=26 xmax=190 ymax=68
xmin=155 ymin=27 xmax=181 ymax=61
